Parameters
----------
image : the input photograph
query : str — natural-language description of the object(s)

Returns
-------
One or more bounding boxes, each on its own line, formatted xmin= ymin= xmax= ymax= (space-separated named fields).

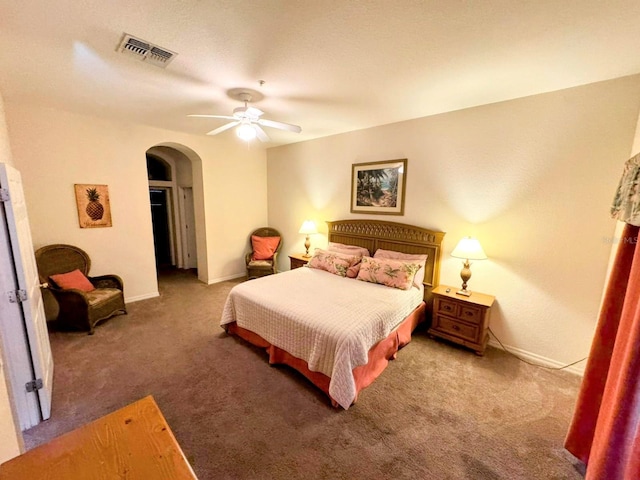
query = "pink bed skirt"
xmin=225 ymin=301 xmax=426 ymax=408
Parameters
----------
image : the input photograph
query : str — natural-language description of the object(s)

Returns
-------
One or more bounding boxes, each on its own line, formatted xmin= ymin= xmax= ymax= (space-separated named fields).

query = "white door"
xmin=0 ymin=163 xmax=53 ymax=429
xmin=183 ymin=187 xmax=197 ymax=269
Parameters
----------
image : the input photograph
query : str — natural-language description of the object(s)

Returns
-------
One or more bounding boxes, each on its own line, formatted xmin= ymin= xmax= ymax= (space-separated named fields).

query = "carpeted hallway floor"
xmin=23 ymin=269 xmax=585 ymax=479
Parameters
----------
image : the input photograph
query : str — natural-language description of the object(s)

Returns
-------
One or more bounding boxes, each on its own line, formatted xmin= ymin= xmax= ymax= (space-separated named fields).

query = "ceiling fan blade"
xmin=188 ymin=114 xmax=236 ymax=120
xmin=258 ymin=118 xmax=302 ymax=133
xmin=206 ymin=121 xmax=240 ymax=136
xmin=254 ymin=125 xmax=271 ymax=142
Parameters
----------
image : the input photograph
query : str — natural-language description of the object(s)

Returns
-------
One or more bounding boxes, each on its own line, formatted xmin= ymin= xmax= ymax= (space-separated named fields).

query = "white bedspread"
xmin=220 ymin=267 xmax=423 ymax=409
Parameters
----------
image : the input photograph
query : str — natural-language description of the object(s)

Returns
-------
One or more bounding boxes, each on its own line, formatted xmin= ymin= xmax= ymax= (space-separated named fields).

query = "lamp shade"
xmin=236 ymin=123 xmax=256 ymax=141
xmin=298 ymin=220 xmax=317 ymax=235
xmin=451 ymin=237 xmax=487 ymax=260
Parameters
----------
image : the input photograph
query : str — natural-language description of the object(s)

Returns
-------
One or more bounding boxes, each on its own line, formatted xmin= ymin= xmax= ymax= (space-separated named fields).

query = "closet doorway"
xmin=149 ymin=187 xmax=174 ymax=269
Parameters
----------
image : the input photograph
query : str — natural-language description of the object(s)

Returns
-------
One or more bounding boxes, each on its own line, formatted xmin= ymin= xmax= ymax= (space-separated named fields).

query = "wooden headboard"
xmin=327 ymin=219 xmax=445 ymax=318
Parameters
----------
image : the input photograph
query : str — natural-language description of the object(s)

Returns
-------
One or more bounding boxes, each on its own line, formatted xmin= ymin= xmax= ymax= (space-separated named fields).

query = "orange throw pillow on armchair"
xmin=49 ymin=269 xmax=95 ymax=292
xmin=251 ymin=235 xmax=280 ymax=261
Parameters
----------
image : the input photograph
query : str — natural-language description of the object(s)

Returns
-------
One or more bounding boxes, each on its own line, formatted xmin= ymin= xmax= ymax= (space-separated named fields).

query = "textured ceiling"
xmin=1 ymin=0 xmax=640 ymax=146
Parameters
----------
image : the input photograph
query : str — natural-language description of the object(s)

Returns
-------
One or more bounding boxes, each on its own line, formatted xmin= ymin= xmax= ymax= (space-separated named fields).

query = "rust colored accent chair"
xmin=35 ymin=244 xmax=126 ymax=334
xmin=245 ymin=228 xmax=282 ymax=280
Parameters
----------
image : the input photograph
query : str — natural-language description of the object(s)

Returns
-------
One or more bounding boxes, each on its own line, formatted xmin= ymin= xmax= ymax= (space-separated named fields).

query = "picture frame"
xmin=74 ymin=184 xmax=112 ymax=228
xmin=351 ymin=159 xmax=407 ymax=215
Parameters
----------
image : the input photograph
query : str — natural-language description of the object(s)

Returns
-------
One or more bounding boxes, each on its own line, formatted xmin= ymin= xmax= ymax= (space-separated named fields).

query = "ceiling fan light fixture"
xmin=190 ymin=87 xmax=301 ymax=141
xmin=236 ymin=123 xmax=256 ymax=141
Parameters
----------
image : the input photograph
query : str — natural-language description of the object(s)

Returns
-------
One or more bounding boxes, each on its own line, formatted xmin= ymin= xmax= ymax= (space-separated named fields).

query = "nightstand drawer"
xmin=459 ymin=305 xmax=482 ymax=324
xmin=435 ymin=298 xmax=483 ymax=325
xmin=289 ymin=254 xmax=309 ymax=270
xmin=433 ymin=314 xmax=479 ymax=342
xmin=435 ymin=298 xmax=458 ymax=316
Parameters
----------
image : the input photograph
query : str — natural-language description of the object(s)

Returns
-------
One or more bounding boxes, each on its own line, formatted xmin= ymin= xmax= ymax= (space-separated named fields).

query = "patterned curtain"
xmin=611 ymin=152 xmax=640 ymax=226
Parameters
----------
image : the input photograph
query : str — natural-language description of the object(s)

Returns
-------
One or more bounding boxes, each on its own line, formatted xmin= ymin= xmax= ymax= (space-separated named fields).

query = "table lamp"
xmin=299 ymin=220 xmax=317 ymax=258
xmin=450 ymin=237 xmax=487 ymax=296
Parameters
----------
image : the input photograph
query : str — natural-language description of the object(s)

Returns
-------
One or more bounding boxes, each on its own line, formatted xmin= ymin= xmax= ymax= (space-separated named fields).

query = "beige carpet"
xmin=23 ymin=269 xmax=586 ymax=479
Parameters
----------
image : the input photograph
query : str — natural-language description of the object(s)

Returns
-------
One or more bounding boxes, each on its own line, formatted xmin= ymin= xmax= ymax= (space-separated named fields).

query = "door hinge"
xmin=7 ymin=289 xmax=27 ymax=303
xmin=0 ymin=188 xmax=9 ymax=202
xmin=25 ymin=378 xmax=43 ymax=393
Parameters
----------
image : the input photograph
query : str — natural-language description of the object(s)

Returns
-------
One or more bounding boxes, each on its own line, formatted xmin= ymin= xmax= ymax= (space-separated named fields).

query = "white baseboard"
xmin=123 ymin=273 xmax=243 ymax=302
xmin=125 ymin=292 xmax=160 ymax=303
xmin=206 ymin=273 xmax=245 ymax=285
xmin=487 ymin=338 xmax=586 ymax=376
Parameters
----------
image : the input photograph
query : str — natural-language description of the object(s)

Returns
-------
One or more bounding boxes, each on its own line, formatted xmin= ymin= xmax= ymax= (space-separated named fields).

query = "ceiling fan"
xmin=189 ymin=91 xmax=302 ymax=142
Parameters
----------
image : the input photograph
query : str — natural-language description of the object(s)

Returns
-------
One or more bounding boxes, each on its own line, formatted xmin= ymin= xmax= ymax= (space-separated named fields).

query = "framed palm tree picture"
xmin=350 ymin=159 xmax=407 ymax=215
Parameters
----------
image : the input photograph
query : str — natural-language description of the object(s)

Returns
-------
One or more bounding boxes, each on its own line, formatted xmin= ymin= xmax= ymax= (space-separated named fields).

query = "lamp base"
xmin=457 ymin=260 xmax=472 ymax=297
xmin=303 ymin=235 xmax=311 ymax=259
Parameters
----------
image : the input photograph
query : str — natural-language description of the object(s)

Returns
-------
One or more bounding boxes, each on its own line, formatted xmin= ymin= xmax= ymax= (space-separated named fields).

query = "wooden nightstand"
xmin=428 ymin=285 xmax=495 ymax=355
xmin=289 ymin=253 xmax=310 ymax=270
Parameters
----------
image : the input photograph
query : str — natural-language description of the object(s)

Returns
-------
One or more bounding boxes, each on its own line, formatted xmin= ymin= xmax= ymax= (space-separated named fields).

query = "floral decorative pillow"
xmin=356 ymin=256 xmax=422 ymax=290
xmin=326 ymin=243 xmax=369 ymax=278
xmin=308 ymin=249 xmax=358 ymax=277
xmin=373 ymin=249 xmax=428 ymax=287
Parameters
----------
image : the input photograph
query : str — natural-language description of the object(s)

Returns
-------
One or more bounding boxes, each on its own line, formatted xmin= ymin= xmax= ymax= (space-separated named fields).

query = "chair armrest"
xmin=245 ymin=252 xmax=253 ymax=265
xmin=272 ymin=252 xmax=279 ymax=273
xmin=48 ymin=287 xmax=90 ymax=308
xmin=90 ymin=274 xmax=124 ymax=290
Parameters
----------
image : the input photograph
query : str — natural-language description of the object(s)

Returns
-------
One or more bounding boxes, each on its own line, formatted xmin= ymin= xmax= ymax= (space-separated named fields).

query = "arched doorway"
xmin=145 ymin=144 xmax=207 ymax=281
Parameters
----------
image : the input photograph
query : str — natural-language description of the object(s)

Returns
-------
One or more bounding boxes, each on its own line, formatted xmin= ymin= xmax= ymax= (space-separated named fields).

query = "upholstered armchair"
xmin=245 ymin=227 xmax=282 ymax=279
xmin=35 ymin=244 xmax=126 ymax=334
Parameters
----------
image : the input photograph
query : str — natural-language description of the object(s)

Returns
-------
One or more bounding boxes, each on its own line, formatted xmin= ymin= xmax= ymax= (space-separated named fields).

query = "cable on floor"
xmin=488 ymin=327 xmax=587 ymax=371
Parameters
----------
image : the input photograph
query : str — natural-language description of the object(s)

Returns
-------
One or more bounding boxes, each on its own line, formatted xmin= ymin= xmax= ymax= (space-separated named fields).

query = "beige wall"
xmin=0 ymin=358 xmax=21 ymax=462
xmin=267 ymin=75 xmax=640 ymax=373
xmin=0 ymin=90 xmax=24 ymax=462
xmin=5 ymin=104 xmax=268 ymax=301
xmin=0 ymin=92 xmax=14 ymax=168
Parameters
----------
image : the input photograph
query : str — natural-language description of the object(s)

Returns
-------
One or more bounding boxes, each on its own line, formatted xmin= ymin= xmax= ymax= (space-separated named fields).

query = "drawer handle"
xmin=443 ymin=305 xmax=452 ymax=311
xmin=452 ymin=325 xmax=460 ymax=331
xmin=465 ymin=311 xmax=474 ymax=316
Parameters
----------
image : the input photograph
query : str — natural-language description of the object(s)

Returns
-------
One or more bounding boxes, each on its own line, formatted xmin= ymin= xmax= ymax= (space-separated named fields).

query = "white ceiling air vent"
xmin=117 ymin=33 xmax=177 ymax=68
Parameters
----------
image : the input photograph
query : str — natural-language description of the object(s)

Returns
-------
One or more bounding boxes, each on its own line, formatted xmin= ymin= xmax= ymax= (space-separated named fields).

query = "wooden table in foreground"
xmin=0 ymin=395 xmax=197 ymax=480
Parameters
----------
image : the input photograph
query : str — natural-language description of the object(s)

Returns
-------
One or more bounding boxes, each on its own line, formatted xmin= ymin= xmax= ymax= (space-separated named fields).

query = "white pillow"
xmin=373 ymin=248 xmax=428 ymax=287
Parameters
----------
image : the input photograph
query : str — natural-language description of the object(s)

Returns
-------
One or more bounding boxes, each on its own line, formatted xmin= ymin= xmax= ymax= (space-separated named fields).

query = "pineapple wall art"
xmin=74 ymin=184 xmax=112 ymax=228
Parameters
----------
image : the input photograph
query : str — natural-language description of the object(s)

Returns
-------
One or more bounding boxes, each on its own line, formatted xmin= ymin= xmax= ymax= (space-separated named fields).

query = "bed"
xmin=220 ymin=220 xmax=445 ymax=409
